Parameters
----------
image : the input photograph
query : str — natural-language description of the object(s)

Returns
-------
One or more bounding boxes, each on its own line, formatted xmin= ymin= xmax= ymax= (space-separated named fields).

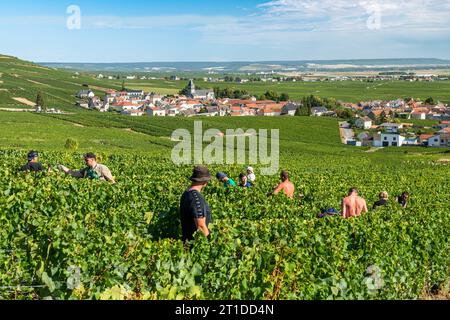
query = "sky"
xmin=0 ymin=0 xmax=449 ymax=62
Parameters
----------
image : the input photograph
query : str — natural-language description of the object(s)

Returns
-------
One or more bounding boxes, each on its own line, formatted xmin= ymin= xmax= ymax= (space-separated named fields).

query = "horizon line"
xmin=36 ymin=57 xmax=450 ymax=64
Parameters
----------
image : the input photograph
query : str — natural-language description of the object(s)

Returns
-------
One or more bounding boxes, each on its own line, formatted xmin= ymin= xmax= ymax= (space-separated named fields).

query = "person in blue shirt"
xmin=216 ymin=172 xmax=236 ymax=188
xmin=238 ymin=173 xmax=253 ymax=188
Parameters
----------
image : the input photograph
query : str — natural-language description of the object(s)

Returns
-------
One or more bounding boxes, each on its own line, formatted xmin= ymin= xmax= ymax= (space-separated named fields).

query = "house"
xmin=258 ymin=106 xmax=282 ymax=116
xmin=375 ymin=133 xmax=406 ymax=147
xmin=126 ymin=90 xmax=144 ymax=98
xmin=437 ymin=121 xmax=450 ymax=129
xmin=121 ymin=110 xmax=143 ymax=117
xmin=438 ymin=128 xmax=450 ymax=134
xmin=76 ymin=89 xmax=95 ymax=99
xmin=166 ymin=107 xmax=180 ymax=117
xmin=410 ymin=111 xmax=427 ymax=120
xmin=367 ymin=110 xmax=383 ymax=121
xmin=180 ymin=109 xmax=196 ymax=117
xmin=355 ymin=117 xmax=373 ymax=129
xmin=145 ymin=93 xmax=163 ymax=104
xmin=281 ymin=103 xmax=299 ymax=116
xmin=311 ymin=107 xmax=328 ymax=116
xmin=88 ymin=97 xmax=102 ymax=110
xmin=379 ymin=123 xmax=404 ymax=133
xmin=111 ymin=101 xmax=142 ymax=112
xmin=419 ymin=134 xmax=434 ymax=146
xmin=147 ymin=107 xmax=166 ymax=117
xmin=426 ymin=131 xmax=450 ymax=148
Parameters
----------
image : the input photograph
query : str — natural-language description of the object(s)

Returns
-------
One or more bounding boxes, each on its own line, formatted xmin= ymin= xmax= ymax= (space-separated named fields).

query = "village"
xmin=76 ymin=79 xmax=317 ymax=117
xmin=75 ymin=80 xmax=450 ymax=148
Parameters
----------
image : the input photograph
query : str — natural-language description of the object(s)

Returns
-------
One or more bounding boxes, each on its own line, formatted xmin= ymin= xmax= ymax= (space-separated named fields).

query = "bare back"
xmin=342 ymin=196 xmax=367 ymax=218
xmin=274 ymin=180 xmax=295 ymax=199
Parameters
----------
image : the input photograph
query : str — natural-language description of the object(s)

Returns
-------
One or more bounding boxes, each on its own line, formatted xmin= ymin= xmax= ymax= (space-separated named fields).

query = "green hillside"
xmin=0 ymin=55 xmax=121 ymax=110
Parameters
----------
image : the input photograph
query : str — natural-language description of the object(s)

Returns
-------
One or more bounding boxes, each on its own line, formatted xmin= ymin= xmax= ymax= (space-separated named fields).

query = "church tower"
xmin=187 ymin=79 xmax=196 ymax=96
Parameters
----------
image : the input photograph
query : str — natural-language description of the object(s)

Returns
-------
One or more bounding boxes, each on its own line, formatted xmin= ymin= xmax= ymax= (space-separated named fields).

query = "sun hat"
xmin=190 ymin=165 xmax=212 ymax=182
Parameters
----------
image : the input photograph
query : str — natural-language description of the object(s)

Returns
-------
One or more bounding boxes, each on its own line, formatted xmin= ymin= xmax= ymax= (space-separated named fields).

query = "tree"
xmin=279 ymin=93 xmax=290 ymax=102
xmin=335 ymin=108 xmax=354 ymax=119
xmin=424 ymin=97 xmax=434 ymax=105
xmin=295 ymin=102 xmax=311 ymax=116
xmin=36 ymin=92 xmax=45 ymax=108
xmin=262 ymin=90 xmax=279 ymax=101
xmin=179 ymin=87 xmax=190 ymax=96
xmin=121 ymin=80 xmax=126 ymax=91
xmin=65 ymin=138 xmax=79 ymax=151
xmin=378 ymin=111 xmax=387 ymax=125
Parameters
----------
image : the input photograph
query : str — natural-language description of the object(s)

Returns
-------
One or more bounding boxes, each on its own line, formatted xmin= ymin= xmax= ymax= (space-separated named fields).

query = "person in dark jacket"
xmin=398 ymin=192 xmax=409 ymax=208
xmin=20 ymin=151 xmax=44 ymax=172
xmin=180 ymin=166 xmax=213 ymax=242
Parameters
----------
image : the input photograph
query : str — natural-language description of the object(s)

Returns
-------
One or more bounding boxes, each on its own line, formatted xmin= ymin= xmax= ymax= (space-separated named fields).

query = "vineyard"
xmin=0 ymin=54 xmax=449 ymax=299
xmin=0 ymin=134 xmax=449 ymax=299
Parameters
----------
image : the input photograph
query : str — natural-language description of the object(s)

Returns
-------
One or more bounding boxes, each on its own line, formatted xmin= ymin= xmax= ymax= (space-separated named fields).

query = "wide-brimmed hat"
xmin=190 ymin=165 xmax=212 ymax=182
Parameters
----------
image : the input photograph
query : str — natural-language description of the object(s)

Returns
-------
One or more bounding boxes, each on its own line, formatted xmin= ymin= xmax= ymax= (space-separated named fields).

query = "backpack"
xmin=318 ymin=208 xmax=339 ymax=218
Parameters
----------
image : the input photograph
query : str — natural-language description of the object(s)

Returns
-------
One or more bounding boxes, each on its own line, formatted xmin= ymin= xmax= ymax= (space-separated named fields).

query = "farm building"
xmin=374 ymin=133 xmax=406 ymax=147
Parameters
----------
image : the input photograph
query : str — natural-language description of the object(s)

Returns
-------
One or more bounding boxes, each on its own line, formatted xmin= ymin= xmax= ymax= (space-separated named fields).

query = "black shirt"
xmin=398 ymin=197 xmax=407 ymax=208
xmin=373 ymin=199 xmax=387 ymax=209
xmin=180 ymin=189 xmax=213 ymax=242
xmin=20 ymin=162 xmax=44 ymax=172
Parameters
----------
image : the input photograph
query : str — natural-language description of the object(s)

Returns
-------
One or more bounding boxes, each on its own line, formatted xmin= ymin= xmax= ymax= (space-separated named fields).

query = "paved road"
xmin=338 ymin=122 xmax=355 ymax=144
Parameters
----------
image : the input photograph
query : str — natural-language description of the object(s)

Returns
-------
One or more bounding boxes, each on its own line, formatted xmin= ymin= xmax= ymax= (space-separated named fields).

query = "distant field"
xmin=104 ymin=78 xmax=450 ymax=103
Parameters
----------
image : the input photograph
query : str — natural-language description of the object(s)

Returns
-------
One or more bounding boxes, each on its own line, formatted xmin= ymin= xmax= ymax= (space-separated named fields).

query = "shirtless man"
xmin=342 ymin=188 xmax=368 ymax=218
xmin=270 ymin=170 xmax=295 ymax=199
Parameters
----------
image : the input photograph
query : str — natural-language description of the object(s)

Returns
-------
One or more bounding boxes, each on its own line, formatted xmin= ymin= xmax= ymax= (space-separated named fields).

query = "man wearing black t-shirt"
xmin=180 ymin=165 xmax=213 ymax=242
xmin=20 ymin=151 xmax=44 ymax=173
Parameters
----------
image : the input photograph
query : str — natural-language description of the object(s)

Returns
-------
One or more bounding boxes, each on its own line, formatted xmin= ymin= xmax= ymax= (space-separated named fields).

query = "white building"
xmin=147 ymin=107 xmax=166 ymax=117
xmin=121 ymin=110 xmax=143 ymax=116
xmin=355 ymin=117 xmax=373 ymax=129
xmin=379 ymin=123 xmax=404 ymax=133
xmin=428 ymin=130 xmax=450 ymax=147
xmin=374 ymin=133 xmax=406 ymax=147
xmin=76 ymin=90 xmax=95 ymax=99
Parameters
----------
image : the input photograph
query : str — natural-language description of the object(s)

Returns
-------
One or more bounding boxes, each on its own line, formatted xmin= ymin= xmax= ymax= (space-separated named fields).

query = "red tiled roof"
xmin=419 ymin=134 xmax=434 ymax=141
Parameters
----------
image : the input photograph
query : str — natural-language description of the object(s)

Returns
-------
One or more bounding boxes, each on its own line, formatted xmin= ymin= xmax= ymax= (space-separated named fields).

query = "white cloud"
xmin=257 ymin=0 xmax=450 ymax=31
